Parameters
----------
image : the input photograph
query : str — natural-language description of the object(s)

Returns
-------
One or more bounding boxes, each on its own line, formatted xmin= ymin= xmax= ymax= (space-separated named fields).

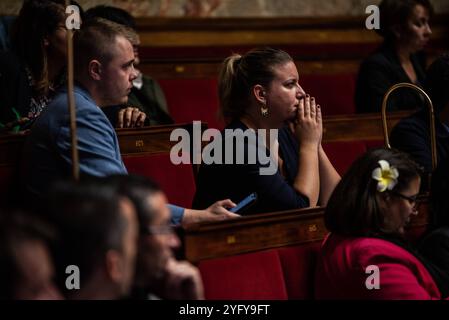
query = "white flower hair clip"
xmin=372 ymin=160 xmax=399 ymax=192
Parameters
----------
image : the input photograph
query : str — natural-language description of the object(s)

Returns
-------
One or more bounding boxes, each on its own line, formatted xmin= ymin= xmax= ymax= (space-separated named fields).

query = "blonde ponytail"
xmin=217 ymin=48 xmax=293 ymax=122
xmin=218 ymin=54 xmax=242 ymax=119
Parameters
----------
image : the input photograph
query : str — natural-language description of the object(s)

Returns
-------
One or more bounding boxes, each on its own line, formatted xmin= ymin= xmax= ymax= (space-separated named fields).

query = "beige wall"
xmin=1 ymin=0 xmax=448 ymax=17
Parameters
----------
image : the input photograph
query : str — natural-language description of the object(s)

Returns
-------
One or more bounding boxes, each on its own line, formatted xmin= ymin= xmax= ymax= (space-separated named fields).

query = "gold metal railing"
xmin=381 ymin=83 xmax=437 ymax=171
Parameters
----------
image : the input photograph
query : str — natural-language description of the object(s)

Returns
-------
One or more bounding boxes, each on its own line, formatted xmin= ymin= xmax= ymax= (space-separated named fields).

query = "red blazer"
xmin=314 ymin=233 xmax=442 ymax=300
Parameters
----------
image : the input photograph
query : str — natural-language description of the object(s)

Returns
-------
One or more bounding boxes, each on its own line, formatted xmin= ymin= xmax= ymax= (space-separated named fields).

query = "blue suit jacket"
xmin=22 ymin=85 xmax=127 ymax=198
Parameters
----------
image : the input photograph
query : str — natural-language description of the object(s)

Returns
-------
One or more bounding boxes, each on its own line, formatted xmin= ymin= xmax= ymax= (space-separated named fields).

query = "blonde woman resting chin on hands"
xmin=193 ymin=47 xmax=340 ymax=215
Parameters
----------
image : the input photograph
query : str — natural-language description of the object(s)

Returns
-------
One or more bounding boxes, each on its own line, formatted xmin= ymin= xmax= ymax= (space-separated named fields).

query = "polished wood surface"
xmin=139 ymin=29 xmax=380 ymax=47
xmin=135 ymin=15 xmax=449 ymax=48
xmin=183 ymin=195 xmax=430 ymax=263
xmin=140 ymin=59 xmax=361 ymax=79
xmin=135 ymin=15 xmax=448 ymax=80
xmin=0 ymin=122 xmax=208 ymax=167
xmin=183 ymin=207 xmax=328 ymax=263
xmin=117 ymin=122 xmax=207 ymax=156
xmin=322 ymin=110 xmax=413 ymax=142
xmin=0 ymin=111 xmax=412 ymax=166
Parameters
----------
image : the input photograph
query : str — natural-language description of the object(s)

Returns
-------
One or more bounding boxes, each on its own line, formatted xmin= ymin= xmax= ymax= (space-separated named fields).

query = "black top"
xmin=355 ymin=44 xmax=427 ymax=113
xmin=192 ymin=120 xmax=309 ymax=215
xmin=390 ymin=109 xmax=449 ymax=174
xmin=0 ymin=50 xmax=64 ymax=129
xmin=417 ymin=227 xmax=449 ymax=298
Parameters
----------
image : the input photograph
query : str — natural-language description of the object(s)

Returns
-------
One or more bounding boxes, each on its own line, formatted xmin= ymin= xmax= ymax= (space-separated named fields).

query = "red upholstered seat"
xmin=159 ymin=74 xmax=357 ymax=129
xmin=123 ymin=153 xmax=196 ymax=208
xmin=277 ymin=242 xmax=321 ymax=299
xmin=301 ymin=73 xmax=356 ymax=115
xmin=322 ymin=141 xmax=367 ymax=175
xmin=158 ymin=78 xmax=224 ymax=130
xmin=198 ymin=249 xmax=288 ymax=300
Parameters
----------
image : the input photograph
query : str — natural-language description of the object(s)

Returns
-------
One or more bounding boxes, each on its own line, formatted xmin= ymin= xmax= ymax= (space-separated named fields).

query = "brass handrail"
xmin=381 ymin=83 xmax=437 ymax=171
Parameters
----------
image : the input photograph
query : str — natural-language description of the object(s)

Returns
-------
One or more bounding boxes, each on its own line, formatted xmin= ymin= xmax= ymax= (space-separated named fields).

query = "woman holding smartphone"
xmin=193 ymin=47 xmax=340 ymax=215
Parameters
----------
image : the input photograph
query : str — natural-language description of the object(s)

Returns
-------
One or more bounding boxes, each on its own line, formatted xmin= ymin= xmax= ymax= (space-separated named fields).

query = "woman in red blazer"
xmin=315 ymin=148 xmax=445 ymax=299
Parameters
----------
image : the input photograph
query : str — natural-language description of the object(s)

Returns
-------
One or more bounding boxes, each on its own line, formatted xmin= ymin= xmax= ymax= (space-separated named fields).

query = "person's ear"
xmin=105 ymin=249 xmax=123 ymax=284
xmin=88 ymin=60 xmax=102 ymax=81
xmin=377 ymin=192 xmax=391 ymax=212
xmin=43 ymin=37 xmax=50 ymax=47
xmin=253 ymin=84 xmax=267 ymax=105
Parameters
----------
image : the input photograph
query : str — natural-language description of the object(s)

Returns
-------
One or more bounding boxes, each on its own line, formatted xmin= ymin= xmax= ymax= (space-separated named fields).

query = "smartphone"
xmin=230 ymin=193 xmax=257 ymax=213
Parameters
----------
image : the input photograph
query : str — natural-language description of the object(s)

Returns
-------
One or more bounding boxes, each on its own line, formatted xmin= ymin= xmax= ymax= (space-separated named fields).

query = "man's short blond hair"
xmin=73 ymin=18 xmax=137 ymax=76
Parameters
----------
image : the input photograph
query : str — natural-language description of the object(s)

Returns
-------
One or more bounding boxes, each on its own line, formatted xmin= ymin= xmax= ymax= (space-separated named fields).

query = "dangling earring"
xmin=260 ymin=103 xmax=269 ymax=117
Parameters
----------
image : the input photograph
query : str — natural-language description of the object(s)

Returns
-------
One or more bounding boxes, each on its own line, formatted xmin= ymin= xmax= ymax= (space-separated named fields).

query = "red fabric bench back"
xmin=323 ymin=140 xmax=386 ymax=175
xmin=277 ymin=242 xmax=322 ymax=299
xmin=322 ymin=141 xmax=367 ymax=175
xmin=198 ymin=242 xmax=323 ymax=300
xmin=158 ymin=78 xmax=224 ymax=130
xmin=198 ymin=249 xmax=288 ymax=300
xmin=158 ymin=73 xmax=358 ymax=129
xmin=301 ymin=73 xmax=357 ymax=116
xmin=197 ymin=228 xmax=430 ymax=299
xmin=123 ymin=153 xmax=196 ymax=208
